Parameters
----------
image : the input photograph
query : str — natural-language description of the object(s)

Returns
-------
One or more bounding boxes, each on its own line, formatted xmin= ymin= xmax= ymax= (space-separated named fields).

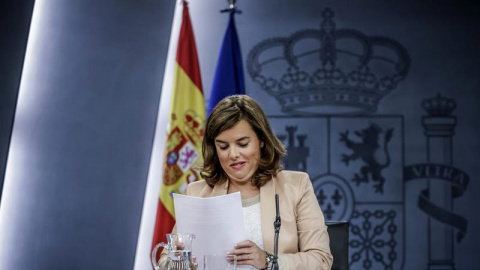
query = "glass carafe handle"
xmin=151 ymin=242 xmax=169 ymax=270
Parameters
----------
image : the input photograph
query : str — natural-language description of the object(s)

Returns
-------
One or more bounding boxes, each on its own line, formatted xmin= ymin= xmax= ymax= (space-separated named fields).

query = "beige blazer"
xmin=185 ymin=170 xmax=333 ymax=270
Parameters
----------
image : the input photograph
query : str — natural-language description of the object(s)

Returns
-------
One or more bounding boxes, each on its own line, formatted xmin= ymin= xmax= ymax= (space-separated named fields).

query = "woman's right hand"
xmin=228 ymin=240 xmax=268 ymax=269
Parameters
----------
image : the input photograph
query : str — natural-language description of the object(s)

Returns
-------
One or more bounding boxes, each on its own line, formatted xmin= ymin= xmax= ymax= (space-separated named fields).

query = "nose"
xmin=229 ymin=145 xmax=240 ymax=159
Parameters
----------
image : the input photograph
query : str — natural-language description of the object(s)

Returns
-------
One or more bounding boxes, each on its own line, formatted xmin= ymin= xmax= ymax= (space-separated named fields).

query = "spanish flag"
xmin=151 ymin=0 xmax=205 ymax=252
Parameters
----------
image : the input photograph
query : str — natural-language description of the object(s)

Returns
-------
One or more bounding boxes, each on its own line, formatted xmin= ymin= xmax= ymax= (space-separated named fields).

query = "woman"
xmin=161 ymin=95 xmax=333 ymax=269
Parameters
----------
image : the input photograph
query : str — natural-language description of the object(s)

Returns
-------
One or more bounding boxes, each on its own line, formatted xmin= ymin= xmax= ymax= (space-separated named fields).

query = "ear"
xmin=260 ymin=141 xmax=265 ymax=148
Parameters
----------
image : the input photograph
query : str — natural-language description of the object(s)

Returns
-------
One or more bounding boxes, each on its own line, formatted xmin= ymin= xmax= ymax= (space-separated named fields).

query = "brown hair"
xmin=201 ymin=95 xmax=286 ymax=188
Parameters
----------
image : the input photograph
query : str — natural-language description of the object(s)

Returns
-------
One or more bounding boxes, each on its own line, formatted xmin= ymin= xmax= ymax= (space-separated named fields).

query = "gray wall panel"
xmin=0 ymin=0 xmax=174 ymax=269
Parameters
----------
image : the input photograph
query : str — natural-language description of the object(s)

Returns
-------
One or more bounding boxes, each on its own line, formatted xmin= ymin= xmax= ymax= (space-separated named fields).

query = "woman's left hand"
xmin=228 ymin=240 xmax=267 ymax=269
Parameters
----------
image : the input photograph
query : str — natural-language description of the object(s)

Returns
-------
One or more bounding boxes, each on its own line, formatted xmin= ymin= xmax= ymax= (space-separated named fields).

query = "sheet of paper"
xmin=173 ymin=192 xmax=247 ymax=270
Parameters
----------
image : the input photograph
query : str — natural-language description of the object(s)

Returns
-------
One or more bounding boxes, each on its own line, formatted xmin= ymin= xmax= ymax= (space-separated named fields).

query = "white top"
xmin=242 ymin=194 xmax=263 ymax=269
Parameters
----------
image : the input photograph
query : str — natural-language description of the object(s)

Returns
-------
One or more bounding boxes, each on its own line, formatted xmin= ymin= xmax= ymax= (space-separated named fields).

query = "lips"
xmin=230 ymin=161 xmax=246 ymax=169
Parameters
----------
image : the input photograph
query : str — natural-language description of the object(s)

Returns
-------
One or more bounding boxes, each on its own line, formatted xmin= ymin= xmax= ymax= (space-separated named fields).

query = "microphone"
xmin=273 ymin=194 xmax=281 ymax=270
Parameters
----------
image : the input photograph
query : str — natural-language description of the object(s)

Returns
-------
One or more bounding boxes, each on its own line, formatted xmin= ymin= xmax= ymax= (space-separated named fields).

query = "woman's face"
xmin=214 ymin=119 xmax=263 ymax=186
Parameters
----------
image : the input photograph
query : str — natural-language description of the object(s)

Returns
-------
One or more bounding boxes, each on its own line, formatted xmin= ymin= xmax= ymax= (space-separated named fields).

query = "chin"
xmin=228 ymin=174 xmax=252 ymax=183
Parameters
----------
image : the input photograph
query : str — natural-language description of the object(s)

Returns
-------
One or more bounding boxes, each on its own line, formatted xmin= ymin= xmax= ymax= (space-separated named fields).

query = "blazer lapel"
xmin=210 ymin=179 xmax=229 ymax=197
xmin=260 ymin=176 xmax=276 ymax=252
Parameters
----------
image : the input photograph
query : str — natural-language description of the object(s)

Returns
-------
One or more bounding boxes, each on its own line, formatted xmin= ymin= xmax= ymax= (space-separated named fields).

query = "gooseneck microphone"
xmin=273 ymin=194 xmax=281 ymax=270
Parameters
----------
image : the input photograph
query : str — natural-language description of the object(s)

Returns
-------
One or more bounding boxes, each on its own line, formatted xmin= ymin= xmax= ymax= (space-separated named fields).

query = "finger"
xmin=236 ymin=256 xmax=255 ymax=266
xmin=237 ymin=253 xmax=252 ymax=261
xmin=235 ymin=240 xmax=254 ymax=248
xmin=227 ymin=252 xmax=249 ymax=261
xmin=228 ymin=247 xmax=252 ymax=256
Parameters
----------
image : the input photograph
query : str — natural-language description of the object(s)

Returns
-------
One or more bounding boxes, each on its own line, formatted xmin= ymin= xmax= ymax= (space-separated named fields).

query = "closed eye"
xmin=217 ymin=144 xmax=228 ymax=150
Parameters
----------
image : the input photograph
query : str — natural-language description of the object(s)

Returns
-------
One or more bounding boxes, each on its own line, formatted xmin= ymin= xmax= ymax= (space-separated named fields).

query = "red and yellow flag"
xmin=151 ymin=0 xmax=205 ymax=251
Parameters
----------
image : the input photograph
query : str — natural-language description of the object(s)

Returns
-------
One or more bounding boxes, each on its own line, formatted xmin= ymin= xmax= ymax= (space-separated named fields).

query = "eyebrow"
xmin=215 ymin=136 xmax=250 ymax=144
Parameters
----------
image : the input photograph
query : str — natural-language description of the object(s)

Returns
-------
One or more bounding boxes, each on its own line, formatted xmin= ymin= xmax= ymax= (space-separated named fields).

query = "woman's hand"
xmin=228 ymin=240 xmax=267 ymax=269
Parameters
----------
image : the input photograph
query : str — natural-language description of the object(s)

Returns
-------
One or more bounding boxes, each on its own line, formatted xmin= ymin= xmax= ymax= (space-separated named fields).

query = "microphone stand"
xmin=273 ymin=194 xmax=281 ymax=270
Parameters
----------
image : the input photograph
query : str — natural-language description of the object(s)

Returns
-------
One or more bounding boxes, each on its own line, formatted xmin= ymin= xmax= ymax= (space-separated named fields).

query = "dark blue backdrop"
xmin=1 ymin=0 xmax=479 ymax=270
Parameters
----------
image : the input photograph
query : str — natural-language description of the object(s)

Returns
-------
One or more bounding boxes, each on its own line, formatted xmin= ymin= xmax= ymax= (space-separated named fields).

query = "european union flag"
xmin=207 ymin=11 xmax=245 ymax=115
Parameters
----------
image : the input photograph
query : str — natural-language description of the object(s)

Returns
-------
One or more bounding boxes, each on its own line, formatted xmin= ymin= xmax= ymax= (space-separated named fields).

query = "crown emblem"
xmin=184 ymin=110 xmax=205 ymax=146
xmin=247 ymin=8 xmax=410 ymax=115
xmin=422 ymin=93 xmax=456 ymax=117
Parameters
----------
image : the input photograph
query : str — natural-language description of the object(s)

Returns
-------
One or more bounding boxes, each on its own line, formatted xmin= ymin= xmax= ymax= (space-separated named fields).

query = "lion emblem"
xmin=339 ymin=123 xmax=394 ymax=193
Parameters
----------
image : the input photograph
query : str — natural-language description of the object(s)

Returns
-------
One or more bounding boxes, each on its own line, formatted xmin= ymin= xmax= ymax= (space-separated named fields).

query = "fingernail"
xmin=227 ymin=251 xmax=231 ymax=255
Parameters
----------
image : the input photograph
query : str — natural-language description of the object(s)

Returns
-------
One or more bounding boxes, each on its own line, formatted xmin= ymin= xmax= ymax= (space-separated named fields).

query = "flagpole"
xmin=221 ymin=0 xmax=242 ymax=13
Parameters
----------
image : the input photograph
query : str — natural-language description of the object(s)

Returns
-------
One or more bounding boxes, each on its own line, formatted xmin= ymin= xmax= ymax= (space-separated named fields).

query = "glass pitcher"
xmin=151 ymin=233 xmax=196 ymax=270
